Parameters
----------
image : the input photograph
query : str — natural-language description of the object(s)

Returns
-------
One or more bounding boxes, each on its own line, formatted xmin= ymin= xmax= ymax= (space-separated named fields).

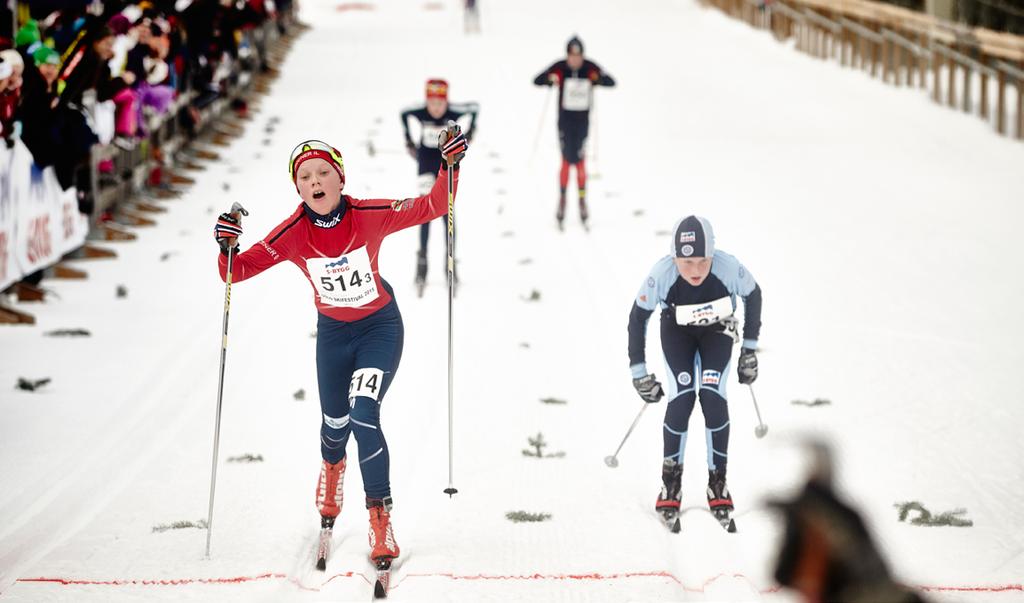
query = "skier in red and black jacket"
xmin=212 ymin=126 xmax=469 ymax=568
xmin=533 ymin=36 xmax=614 ymax=229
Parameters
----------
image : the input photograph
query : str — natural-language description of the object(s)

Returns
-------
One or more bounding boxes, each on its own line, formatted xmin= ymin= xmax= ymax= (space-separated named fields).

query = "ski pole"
xmin=590 ymin=95 xmax=598 ymax=164
xmin=444 ymin=124 xmax=458 ymax=498
xmin=206 ymin=202 xmax=248 ymax=558
xmin=529 ymin=85 xmax=554 ymax=159
xmin=604 ymin=403 xmax=650 ymax=468
xmin=748 ymin=384 xmax=768 ymax=439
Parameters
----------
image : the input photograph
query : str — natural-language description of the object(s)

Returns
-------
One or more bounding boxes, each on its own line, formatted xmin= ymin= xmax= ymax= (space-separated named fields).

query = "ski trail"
xmin=0 ymin=314 xmax=221 ymax=594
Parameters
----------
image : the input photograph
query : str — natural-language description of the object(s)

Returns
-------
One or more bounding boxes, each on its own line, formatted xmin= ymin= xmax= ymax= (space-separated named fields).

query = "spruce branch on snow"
xmin=227 ymin=453 xmax=264 ymax=463
xmin=152 ymin=519 xmax=209 ymax=533
xmin=505 ymin=511 xmax=552 ymax=523
xmin=792 ymin=398 xmax=831 ymax=407
xmin=522 ymin=432 xmax=566 ymax=458
xmin=539 ymin=397 xmax=567 ymax=405
xmin=895 ymin=501 xmax=973 ymax=527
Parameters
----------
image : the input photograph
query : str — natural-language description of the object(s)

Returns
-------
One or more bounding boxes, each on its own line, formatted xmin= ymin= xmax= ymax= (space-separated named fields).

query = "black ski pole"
xmin=206 ymin=202 xmax=248 ymax=558
xmin=604 ymin=403 xmax=649 ymax=468
xmin=444 ymin=126 xmax=458 ymax=498
xmin=749 ymin=384 xmax=768 ymax=439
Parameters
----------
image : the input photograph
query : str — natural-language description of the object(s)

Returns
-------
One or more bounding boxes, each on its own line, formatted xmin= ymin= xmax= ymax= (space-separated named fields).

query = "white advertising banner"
xmin=1 ymin=139 xmax=89 ymax=291
xmin=0 ymin=144 xmax=17 ymax=291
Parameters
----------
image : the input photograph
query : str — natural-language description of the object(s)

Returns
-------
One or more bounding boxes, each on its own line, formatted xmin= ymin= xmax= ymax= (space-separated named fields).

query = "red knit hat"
xmin=425 ymin=79 xmax=448 ymax=100
xmin=288 ymin=140 xmax=345 ymax=189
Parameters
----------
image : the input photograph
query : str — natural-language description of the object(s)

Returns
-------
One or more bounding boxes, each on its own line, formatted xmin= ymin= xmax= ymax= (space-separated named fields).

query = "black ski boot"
xmin=556 ymin=189 xmax=567 ymax=230
xmin=707 ymin=469 xmax=737 ymax=533
xmin=415 ymin=249 xmax=427 ymax=297
xmin=579 ymin=189 xmax=589 ymax=230
xmin=656 ymin=459 xmax=682 ymax=533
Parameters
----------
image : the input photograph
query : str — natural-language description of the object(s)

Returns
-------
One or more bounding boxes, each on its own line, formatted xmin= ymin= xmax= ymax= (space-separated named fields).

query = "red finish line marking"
xmin=16 ymin=572 xmax=1022 ymax=595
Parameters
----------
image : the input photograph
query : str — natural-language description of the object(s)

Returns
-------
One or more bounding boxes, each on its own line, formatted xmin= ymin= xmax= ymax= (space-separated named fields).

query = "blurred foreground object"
xmin=771 ymin=441 xmax=927 ymax=602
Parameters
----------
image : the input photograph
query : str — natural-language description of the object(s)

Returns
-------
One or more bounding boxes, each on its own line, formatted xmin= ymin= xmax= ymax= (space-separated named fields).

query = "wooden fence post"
xmin=962 ymin=64 xmax=972 ymax=113
xmin=884 ymin=38 xmax=893 ymax=84
xmin=919 ymin=38 xmax=928 ymax=89
xmin=841 ymin=27 xmax=849 ymax=67
xmin=872 ymin=39 xmax=880 ymax=78
xmin=1017 ymin=79 xmax=1024 ymax=139
xmin=980 ymin=70 xmax=989 ymax=120
xmin=996 ymin=68 xmax=1006 ymax=134
xmin=947 ymin=55 xmax=956 ymax=108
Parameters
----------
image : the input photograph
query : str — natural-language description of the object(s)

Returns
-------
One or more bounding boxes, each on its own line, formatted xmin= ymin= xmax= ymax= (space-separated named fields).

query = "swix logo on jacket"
xmin=315 ymin=216 xmax=341 ymax=228
xmin=218 ymin=167 xmax=459 ymax=322
xmin=305 ymin=202 xmax=345 ymax=229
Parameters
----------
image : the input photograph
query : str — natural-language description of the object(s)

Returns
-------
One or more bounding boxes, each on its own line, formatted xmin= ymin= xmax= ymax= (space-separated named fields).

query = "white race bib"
xmin=349 ymin=367 xmax=385 ymax=403
xmin=421 ymin=123 xmax=445 ymax=149
xmin=675 ymin=296 xmax=733 ymax=326
xmin=561 ymin=78 xmax=592 ymax=111
xmin=306 ymin=246 xmax=379 ymax=308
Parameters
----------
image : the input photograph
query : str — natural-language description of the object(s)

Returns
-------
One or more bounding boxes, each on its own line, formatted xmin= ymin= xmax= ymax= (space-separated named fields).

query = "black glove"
xmin=438 ymin=121 xmax=468 ymax=167
xmin=214 ymin=212 xmax=242 ymax=253
xmin=406 ymin=141 xmax=417 ymax=159
xmin=632 ymin=374 xmax=664 ymax=404
xmin=738 ymin=348 xmax=758 ymax=384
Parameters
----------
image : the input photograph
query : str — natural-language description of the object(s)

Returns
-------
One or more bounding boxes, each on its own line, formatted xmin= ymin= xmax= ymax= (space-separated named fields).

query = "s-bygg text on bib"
xmin=306 ymin=246 xmax=379 ymax=308
xmin=674 ymin=296 xmax=733 ymax=326
xmin=561 ymin=78 xmax=593 ymax=111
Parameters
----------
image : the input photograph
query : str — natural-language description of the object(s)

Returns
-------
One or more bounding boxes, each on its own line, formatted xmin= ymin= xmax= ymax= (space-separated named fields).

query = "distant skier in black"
xmin=401 ymin=79 xmax=478 ymax=296
xmin=464 ymin=0 xmax=480 ymax=33
xmin=533 ymin=36 xmax=614 ymax=229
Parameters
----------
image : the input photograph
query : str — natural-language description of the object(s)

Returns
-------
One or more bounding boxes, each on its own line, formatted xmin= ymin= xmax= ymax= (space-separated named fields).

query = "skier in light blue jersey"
xmin=626 ymin=215 xmax=762 ymax=532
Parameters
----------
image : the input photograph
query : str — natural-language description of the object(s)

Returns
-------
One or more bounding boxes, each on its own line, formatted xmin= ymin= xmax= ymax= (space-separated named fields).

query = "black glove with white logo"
xmin=737 ymin=348 xmax=758 ymax=384
xmin=633 ymin=374 xmax=664 ymax=404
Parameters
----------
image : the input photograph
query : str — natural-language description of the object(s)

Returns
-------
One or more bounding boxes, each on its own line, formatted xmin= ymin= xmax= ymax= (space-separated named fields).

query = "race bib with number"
xmin=421 ymin=123 xmax=445 ymax=149
xmin=306 ymin=246 xmax=379 ymax=308
xmin=349 ymin=367 xmax=385 ymax=404
xmin=561 ymin=78 xmax=593 ymax=111
xmin=675 ymin=296 xmax=734 ymax=326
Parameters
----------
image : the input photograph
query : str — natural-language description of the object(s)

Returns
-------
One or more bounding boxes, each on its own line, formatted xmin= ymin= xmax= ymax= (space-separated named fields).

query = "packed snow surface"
xmin=2 ymin=0 xmax=1023 ymax=601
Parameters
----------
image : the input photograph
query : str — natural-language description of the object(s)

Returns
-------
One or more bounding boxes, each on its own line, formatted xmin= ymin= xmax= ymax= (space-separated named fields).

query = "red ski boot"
xmin=367 ymin=497 xmax=400 ymax=562
xmin=315 ymin=458 xmax=346 ymax=518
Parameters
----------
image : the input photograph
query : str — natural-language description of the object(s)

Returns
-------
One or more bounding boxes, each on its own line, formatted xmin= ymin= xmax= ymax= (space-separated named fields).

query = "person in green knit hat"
xmin=32 ymin=46 xmax=64 ymax=97
xmin=15 ymin=19 xmax=41 ymax=51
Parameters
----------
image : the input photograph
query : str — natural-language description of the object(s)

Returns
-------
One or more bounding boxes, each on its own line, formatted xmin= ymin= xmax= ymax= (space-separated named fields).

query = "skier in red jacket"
xmin=213 ymin=126 xmax=468 ymax=569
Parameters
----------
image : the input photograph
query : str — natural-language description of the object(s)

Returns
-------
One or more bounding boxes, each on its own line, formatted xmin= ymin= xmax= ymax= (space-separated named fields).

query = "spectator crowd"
xmin=0 ymin=0 xmax=293 ymax=217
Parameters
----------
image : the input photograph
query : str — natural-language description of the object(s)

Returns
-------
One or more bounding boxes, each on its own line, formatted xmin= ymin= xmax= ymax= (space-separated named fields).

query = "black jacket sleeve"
xmin=399 ymin=107 xmax=418 ymax=149
xmin=742 ymin=284 xmax=762 ymax=345
xmin=455 ymin=104 xmax=480 ymax=141
xmin=628 ymin=302 xmax=654 ymax=368
xmin=587 ymin=61 xmax=615 ymax=87
xmin=533 ymin=62 xmax=560 ymax=86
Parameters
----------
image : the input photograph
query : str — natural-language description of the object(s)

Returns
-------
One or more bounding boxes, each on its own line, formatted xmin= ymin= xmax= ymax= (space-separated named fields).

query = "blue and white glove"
xmin=738 ymin=348 xmax=758 ymax=384
xmin=633 ymin=374 xmax=664 ymax=404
